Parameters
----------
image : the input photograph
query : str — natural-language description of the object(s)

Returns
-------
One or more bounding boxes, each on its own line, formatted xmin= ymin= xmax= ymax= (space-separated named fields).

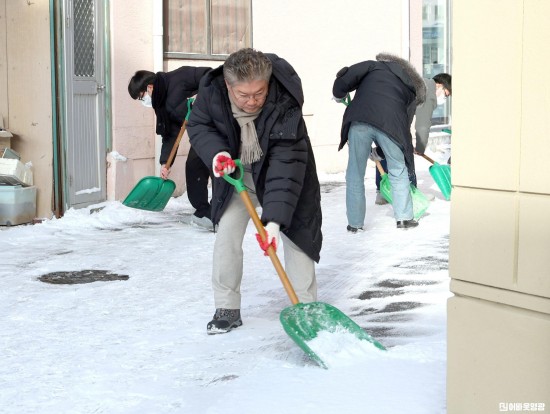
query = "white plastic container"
xmin=0 ymin=185 xmax=37 ymax=225
xmin=0 ymin=158 xmax=33 ymax=186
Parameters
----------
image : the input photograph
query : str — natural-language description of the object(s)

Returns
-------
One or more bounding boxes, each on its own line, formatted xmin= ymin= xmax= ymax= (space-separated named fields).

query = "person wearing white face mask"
xmin=436 ymin=89 xmax=448 ymax=106
xmin=128 ymin=67 xmax=216 ymax=230
xmin=414 ymin=73 xmax=452 ymax=155
xmin=140 ymin=91 xmax=153 ymax=108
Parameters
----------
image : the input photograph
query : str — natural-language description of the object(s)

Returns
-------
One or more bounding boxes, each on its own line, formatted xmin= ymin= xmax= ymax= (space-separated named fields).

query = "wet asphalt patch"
xmin=38 ymin=269 xmax=129 ymax=284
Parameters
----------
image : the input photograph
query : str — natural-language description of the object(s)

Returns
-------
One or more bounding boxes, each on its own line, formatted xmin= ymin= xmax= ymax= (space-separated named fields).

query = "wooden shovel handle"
xmin=165 ymin=120 xmax=187 ymax=168
xmin=415 ymin=152 xmax=436 ymax=165
xmin=165 ymin=98 xmax=194 ymax=168
xmin=238 ymin=190 xmax=300 ymax=305
xmin=374 ymin=159 xmax=386 ymax=175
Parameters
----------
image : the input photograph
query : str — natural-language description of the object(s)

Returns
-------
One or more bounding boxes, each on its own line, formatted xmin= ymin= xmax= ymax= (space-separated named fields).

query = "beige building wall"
xmin=108 ymin=0 xmax=157 ymax=201
xmin=0 ymin=1 xmax=416 ymax=217
xmin=252 ymin=0 xmax=408 ymax=173
xmin=110 ymin=3 xmax=218 ymax=201
xmin=158 ymin=1 xmax=410 ymax=195
xmin=448 ymin=0 xmax=550 ymax=412
xmin=0 ymin=1 xmax=54 ymax=219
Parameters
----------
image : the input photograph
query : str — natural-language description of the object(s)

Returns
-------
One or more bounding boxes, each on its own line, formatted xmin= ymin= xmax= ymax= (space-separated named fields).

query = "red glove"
xmin=255 ymin=222 xmax=280 ymax=256
xmin=212 ymin=151 xmax=236 ymax=177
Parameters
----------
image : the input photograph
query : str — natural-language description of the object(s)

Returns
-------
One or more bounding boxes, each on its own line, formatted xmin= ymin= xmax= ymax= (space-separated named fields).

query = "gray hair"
xmin=223 ymin=48 xmax=272 ymax=86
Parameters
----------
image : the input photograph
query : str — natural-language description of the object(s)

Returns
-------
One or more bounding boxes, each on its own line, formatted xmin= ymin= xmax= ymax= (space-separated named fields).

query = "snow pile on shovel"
xmin=306 ymin=328 xmax=383 ymax=368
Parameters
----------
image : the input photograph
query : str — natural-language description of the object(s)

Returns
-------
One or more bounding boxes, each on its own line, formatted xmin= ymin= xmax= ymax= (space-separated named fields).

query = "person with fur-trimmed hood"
xmin=332 ymin=53 xmax=426 ymax=231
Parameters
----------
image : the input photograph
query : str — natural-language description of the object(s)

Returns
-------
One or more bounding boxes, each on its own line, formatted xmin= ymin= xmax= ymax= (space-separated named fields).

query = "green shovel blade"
xmin=410 ymin=185 xmax=430 ymax=219
xmin=122 ymin=176 xmax=176 ymax=211
xmin=379 ymin=174 xmax=429 ymax=220
xmin=280 ymin=302 xmax=386 ymax=369
xmin=429 ymin=163 xmax=452 ymax=200
xmin=379 ymin=174 xmax=393 ymax=204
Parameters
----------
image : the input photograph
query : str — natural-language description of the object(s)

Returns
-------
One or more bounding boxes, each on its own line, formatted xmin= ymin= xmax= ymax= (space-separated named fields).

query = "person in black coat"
xmin=332 ymin=53 xmax=426 ymax=231
xmin=187 ymin=48 xmax=322 ymax=334
xmin=374 ymin=72 xmax=452 ymax=204
xmin=128 ymin=66 xmax=213 ymax=227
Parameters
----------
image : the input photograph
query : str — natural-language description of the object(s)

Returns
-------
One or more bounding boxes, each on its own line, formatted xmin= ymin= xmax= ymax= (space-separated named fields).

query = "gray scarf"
xmin=228 ymin=90 xmax=263 ymax=165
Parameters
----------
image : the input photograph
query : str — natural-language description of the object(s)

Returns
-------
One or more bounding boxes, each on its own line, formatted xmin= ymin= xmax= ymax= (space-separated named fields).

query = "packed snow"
xmin=0 ymin=152 xmax=451 ymax=414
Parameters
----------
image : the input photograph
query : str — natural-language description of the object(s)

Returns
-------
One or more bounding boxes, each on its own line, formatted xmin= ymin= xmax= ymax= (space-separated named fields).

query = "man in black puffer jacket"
xmin=128 ymin=66 xmax=213 ymax=228
xmin=187 ymin=48 xmax=322 ymax=334
xmin=332 ymin=53 xmax=426 ymax=231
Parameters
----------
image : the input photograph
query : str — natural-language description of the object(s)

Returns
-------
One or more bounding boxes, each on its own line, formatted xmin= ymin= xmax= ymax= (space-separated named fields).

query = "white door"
xmin=62 ymin=0 xmax=107 ymax=209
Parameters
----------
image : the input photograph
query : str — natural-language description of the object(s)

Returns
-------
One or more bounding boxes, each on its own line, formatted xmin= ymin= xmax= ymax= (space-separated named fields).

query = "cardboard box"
xmin=0 ymin=159 xmax=33 ymax=186
xmin=0 ymin=185 xmax=37 ymax=225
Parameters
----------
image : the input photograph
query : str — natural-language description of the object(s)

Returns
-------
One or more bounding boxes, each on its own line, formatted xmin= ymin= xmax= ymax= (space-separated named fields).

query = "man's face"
xmin=227 ymin=79 xmax=269 ymax=113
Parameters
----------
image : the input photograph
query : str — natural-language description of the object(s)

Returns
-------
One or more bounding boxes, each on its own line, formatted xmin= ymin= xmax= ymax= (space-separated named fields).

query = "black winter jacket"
xmin=187 ymin=54 xmax=322 ymax=262
xmin=154 ymin=66 xmax=211 ymax=165
xmin=332 ymin=53 xmax=426 ymax=176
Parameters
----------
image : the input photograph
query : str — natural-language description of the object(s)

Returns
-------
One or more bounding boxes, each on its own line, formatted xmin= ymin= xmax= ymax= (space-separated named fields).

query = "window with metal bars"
xmin=164 ymin=0 xmax=252 ymax=60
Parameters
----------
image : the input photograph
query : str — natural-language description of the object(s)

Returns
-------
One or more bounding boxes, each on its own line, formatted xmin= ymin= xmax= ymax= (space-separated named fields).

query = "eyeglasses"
xmin=229 ymin=86 xmax=268 ymax=104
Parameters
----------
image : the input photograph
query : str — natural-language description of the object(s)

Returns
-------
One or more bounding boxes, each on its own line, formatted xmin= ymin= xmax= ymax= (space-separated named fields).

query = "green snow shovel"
xmin=416 ymin=152 xmax=452 ymax=201
xmin=123 ymin=98 xmax=193 ymax=211
xmin=373 ymin=159 xmax=430 ymax=220
xmin=223 ymin=160 xmax=386 ymax=369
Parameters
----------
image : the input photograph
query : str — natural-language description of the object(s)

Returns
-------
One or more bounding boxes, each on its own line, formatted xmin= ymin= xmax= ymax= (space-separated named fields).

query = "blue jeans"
xmin=376 ymin=159 xmax=417 ymax=189
xmin=346 ymin=121 xmax=413 ymax=226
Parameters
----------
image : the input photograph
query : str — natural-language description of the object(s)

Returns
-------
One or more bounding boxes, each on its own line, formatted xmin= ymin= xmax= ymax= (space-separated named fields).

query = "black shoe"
xmin=396 ymin=219 xmax=419 ymax=229
xmin=347 ymin=225 xmax=364 ymax=233
xmin=207 ymin=308 xmax=242 ymax=334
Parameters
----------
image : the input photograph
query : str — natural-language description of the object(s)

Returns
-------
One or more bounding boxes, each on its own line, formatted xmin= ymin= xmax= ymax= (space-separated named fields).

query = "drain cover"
xmin=38 ymin=270 xmax=129 ymax=284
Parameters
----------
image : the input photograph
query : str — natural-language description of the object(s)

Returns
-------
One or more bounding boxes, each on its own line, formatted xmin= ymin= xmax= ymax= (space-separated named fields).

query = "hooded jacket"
xmin=332 ymin=53 xmax=426 ymax=176
xmin=187 ymin=54 xmax=322 ymax=262
xmin=154 ymin=66 xmax=211 ymax=165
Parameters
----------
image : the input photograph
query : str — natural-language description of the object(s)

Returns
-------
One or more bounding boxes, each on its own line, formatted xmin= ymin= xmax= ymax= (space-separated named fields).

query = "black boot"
xmin=207 ymin=308 xmax=242 ymax=334
xmin=396 ymin=219 xmax=419 ymax=229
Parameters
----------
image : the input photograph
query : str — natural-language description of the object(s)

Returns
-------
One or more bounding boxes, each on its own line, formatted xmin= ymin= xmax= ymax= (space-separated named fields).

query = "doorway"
xmin=55 ymin=0 xmax=108 ymax=212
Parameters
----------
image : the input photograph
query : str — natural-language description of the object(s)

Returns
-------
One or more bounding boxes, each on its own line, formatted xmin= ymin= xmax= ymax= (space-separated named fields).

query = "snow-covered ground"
xmin=0 ymin=155 xmax=451 ymax=414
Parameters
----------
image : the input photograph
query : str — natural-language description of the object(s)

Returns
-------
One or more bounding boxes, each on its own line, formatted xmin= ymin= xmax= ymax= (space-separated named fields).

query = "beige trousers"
xmin=212 ymin=171 xmax=317 ymax=309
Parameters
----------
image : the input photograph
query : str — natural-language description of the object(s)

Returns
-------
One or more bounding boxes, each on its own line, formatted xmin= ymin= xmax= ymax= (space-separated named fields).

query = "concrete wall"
xmin=252 ymin=0 xmax=408 ymax=173
xmin=0 ymin=2 xmax=7 ymax=123
xmin=108 ymin=0 xmax=157 ymax=201
xmin=152 ymin=1 xmax=410 ymax=200
xmin=448 ymin=0 xmax=550 ymax=412
xmin=0 ymin=1 xmax=415 ymax=216
xmin=109 ymin=4 xmax=218 ymax=201
xmin=0 ymin=1 xmax=54 ymax=219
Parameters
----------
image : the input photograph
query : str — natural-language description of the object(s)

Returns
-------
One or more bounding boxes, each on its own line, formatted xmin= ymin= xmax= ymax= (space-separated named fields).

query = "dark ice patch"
xmin=374 ymin=279 xmax=439 ymax=289
xmin=38 ymin=270 xmax=129 ymax=284
xmin=376 ymin=301 xmax=425 ymax=313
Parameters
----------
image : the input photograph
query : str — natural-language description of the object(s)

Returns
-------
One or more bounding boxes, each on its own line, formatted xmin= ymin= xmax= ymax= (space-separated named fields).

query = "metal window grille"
xmin=73 ymin=0 xmax=96 ymax=77
xmin=164 ymin=0 xmax=251 ymax=60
